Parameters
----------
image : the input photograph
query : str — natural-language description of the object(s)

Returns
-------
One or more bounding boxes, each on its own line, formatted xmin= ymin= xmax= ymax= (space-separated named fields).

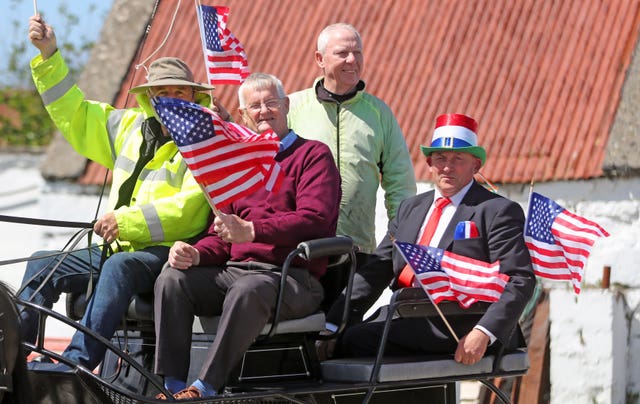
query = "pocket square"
xmin=454 ymin=221 xmax=479 ymax=239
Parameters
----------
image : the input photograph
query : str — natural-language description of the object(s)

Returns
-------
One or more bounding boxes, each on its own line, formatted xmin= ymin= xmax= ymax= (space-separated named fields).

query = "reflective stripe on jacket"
xmin=31 ymin=51 xmax=210 ymax=251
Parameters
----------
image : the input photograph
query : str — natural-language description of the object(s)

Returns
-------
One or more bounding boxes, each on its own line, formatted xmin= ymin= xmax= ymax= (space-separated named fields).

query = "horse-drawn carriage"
xmin=0 ymin=235 xmax=529 ymax=404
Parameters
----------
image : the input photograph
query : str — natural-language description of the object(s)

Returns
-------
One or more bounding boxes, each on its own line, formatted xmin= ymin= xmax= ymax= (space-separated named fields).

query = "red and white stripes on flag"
xmin=524 ymin=192 xmax=609 ymax=294
xmin=186 ymin=118 xmax=282 ymax=206
xmin=197 ymin=5 xmax=250 ymax=85
xmin=394 ymin=241 xmax=508 ymax=308
xmin=151 ymin=97 xmax=282 ymax=208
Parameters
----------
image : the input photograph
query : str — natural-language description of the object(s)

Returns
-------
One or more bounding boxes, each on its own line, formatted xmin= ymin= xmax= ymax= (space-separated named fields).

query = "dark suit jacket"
xmin=328 ymin=181 xmax=535 ymax=347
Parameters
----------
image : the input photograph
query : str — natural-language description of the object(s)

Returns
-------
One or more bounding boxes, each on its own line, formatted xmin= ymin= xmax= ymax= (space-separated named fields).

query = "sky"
xmin=1 ymin=0 xmax=113 ymax=86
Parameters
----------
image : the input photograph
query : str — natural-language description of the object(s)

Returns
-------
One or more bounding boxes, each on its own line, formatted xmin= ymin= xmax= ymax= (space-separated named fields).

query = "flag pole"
xmin=194 ymin=0 xmax=218 ymax=103
xmin=431 ymin=296 xmax=460 ymax=343
xmin=194 ymin=0 xmax=213 ymax=87
xmin=392 ymin=240 xmax=459 ymax=342
xmin=198 ymin=182 xmax=222 ymax=217
xmin=33 ymin=0 xmax=38 ymax=15
xmin=476 ymin=171 xmax=499 ymax=194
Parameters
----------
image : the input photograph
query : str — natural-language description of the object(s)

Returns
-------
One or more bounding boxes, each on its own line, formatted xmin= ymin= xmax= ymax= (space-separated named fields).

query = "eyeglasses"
xmin=245 ymin=98 xmax=282 ymax=112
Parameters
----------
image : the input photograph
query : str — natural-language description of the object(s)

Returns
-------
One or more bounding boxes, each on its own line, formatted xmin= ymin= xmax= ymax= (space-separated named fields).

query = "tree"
xmin=0 ymin=0 xmax=106 ymax=147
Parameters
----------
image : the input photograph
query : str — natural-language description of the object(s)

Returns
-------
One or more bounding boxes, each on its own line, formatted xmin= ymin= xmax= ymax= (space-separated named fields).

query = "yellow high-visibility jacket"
xmin=31 ymin=51 xmax=210 ymax=251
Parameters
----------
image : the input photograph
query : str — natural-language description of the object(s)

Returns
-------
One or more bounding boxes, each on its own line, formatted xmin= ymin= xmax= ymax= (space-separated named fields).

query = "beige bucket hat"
xmin=129 ymin=57 xmax=214 ymax=93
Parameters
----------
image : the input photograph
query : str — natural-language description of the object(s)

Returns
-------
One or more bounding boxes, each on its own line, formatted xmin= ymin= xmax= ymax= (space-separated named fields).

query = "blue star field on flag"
xmin=398 ymin=242 xmax=446 ymax=275
xmin=202 ymin=6 xmax=222 ymax=52
xmin=525 ymin=193 xmax=564 ymax=244
xmin=153 ymin=97 xmax=215 ymax=147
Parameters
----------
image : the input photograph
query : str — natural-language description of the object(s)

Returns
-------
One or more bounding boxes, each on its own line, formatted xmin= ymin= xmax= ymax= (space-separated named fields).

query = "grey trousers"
xmin=153 ymin=261 xmax=324 ymax=391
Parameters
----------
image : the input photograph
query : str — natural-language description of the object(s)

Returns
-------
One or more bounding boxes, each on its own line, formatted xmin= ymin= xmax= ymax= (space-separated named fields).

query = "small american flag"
xmin=152 ymin=97 xmax=282 ymax=208
xmin=197 ymin=5 xmax=249 ymax=85
xmin=525 ymin=192 xmax=609 ymax=294
xmin=394 ymin=241 xmax=508 ymax=308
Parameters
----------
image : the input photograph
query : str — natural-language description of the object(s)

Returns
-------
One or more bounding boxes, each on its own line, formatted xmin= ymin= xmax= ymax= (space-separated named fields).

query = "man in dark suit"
xmin=334 ymin=113 xmax=535 ymax=365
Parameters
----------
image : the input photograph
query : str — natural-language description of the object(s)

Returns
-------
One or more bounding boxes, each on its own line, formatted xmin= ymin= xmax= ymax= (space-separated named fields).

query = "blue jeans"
xmin=18 ymin=245 xmax=169 ymax=369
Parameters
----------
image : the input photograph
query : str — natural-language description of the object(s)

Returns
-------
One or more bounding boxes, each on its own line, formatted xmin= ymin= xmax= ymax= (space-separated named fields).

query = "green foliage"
xmin=0 ymin=0 xmax=106 ymax=147
xmin=0 ymin=88 xmax=56 ymax=147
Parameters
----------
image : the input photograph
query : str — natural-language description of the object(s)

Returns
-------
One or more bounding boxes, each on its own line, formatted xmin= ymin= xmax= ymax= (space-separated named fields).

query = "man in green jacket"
xmin=18 ymin=14 xmax=212 ymax=371
xmin=288 ymin=23 xmax=416 ymax=325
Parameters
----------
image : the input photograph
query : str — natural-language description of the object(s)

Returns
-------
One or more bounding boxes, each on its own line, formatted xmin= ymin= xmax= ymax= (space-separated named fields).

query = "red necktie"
xmin=397 ymin=197 xmax=451 ymax=287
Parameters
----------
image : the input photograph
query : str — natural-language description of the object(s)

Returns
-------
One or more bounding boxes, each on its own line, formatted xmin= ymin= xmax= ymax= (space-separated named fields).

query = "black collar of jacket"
xmin=315 ymin=79 xmax=365 ymax=104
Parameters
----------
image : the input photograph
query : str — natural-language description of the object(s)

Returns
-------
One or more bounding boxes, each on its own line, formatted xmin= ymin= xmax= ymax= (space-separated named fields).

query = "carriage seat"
xmin=321 ymin=287 xmax=530 ymax=386
xmin=193 ymin=312 xmax=327 ymax=335
xmin=321 ymin=349 xmax=529 ymax=383
xmin=68 ymin=294 xmax=327 ymax=335
xmin=66 ymin=236 xmax=356 ymax=339
xmin=66 ymin=291 xmax=153 ymax=323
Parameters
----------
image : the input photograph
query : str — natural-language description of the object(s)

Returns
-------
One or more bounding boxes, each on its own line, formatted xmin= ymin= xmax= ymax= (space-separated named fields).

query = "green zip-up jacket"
xmin=288 ymin=78 xmax=416 ymax=253
xmin=31 ymin=51 xmax=210 ymax=252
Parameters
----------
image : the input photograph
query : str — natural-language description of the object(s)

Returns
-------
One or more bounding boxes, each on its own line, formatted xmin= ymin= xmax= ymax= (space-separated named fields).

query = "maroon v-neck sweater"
xmin=193 ymin=135 xmax=341 ymax=279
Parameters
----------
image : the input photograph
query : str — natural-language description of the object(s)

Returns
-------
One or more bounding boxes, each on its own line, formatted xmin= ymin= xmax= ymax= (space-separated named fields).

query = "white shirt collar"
xmin=433 ymin=179 xmax=474 ymax=207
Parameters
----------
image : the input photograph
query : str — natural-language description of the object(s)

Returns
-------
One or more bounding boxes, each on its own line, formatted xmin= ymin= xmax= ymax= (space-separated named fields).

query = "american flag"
xmin=525 ymin=192 xmax=609 ymax=294
xmin=394 ymin=241 xmax=508 ymax=308
xmin=197 ymin=5 xmax=249 ymax=85
xmin=152 ymin=97 xmax=282 ymax=208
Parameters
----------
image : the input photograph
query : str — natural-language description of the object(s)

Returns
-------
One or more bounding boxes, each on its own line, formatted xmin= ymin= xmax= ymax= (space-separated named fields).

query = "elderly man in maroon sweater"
xmin=152 ymin=72 xmax=341 ymax=400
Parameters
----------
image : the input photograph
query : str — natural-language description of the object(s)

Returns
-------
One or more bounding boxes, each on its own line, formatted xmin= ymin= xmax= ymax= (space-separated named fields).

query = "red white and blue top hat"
xmin=420 ymin=113 xmax=487 ymax=166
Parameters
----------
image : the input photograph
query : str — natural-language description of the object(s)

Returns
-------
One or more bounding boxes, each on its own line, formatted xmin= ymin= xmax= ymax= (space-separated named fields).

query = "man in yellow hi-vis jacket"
xmin=18 ymin=14 xmax=216 ymax=371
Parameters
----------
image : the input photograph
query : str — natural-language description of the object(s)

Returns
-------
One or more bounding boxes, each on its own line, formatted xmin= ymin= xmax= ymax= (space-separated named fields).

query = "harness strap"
xmin=0 ymin=214 xmax=93 ymax=229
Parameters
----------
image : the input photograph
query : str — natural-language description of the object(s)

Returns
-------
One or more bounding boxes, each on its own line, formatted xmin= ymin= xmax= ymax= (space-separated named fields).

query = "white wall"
xmin=549 ymin=289 xmax=627 ymax=404
xmin=0 ymin=154 xmax=45 ymax=288
xmin=0 ymin=153 xmax=106 ymax=338
xmin=626 ymin=290 xmax=640 ymax=401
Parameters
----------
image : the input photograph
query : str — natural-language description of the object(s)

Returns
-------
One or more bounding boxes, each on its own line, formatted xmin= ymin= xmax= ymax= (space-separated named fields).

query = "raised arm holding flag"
xmin=21 ymin=14 xmax=211 ymax=371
